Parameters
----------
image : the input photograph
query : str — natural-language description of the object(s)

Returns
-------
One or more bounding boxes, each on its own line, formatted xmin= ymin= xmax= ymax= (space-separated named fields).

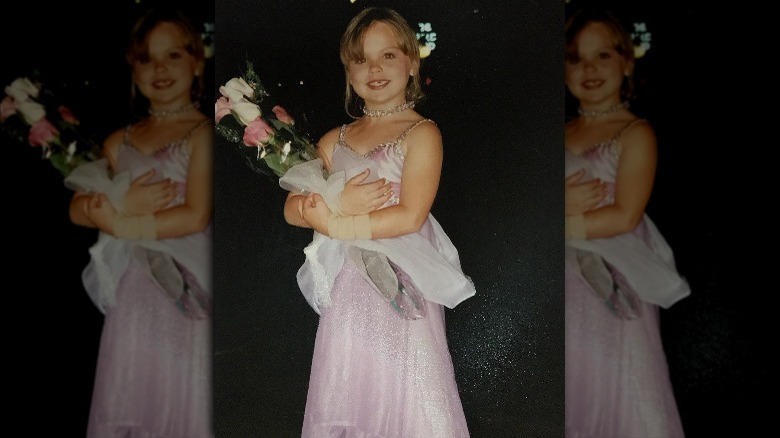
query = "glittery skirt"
xmin=565 ymin=260 xmax=684 ymax=438
xmin=301 ymin=257 xmax=470 ymax=438
xmin=86 ymin=258 xmax=213 ymax=438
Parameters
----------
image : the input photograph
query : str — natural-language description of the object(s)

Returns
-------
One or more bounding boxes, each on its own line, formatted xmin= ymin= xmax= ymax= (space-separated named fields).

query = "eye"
xmin=354 ymin=58 xmax=366 ymax=65
xmin=383 ymin=52 xmax=395 ymax=59
xmin=169 ymin=51 xmax=184 ymax=60
xmin=598 ymin=51 xmax=612 ymax=60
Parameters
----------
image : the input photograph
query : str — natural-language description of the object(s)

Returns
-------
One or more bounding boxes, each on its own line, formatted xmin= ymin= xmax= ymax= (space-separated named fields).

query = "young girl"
xmin=283 ymin=7 xmax=474 ymax=437
xmin=67 ymin=7 xmax=213 ymax=437
xmin=564 ymin=7 xmax=690 ymax=438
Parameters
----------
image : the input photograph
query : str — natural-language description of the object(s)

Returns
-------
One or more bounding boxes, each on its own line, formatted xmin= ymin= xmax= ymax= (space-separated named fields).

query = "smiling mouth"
xmin=367 ymin=80 xmax=389 ymax=89
xmin=153 ymin=79 xmax=174 ymax=89
xmin=582 ymin=79 xmax=604 ymax=89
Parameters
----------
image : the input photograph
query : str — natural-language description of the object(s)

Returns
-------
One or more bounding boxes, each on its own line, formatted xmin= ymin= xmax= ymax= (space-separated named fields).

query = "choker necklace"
xmin=362 ymin=101 xmax=415 ymax=117
xmin=149 ymin=101 xmax=200 ymax=118
xmin=578 ymin=101 xmax=629 ymax=118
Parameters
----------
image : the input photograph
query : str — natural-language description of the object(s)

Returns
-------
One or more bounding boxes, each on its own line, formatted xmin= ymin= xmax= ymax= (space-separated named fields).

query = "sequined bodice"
xmin=565 ymin=119 xmax=646 ymax=208
xmin=331 ymin=119 xmax=433 ymax=207
xmin=115 ymin=119 xmax=209 ymax=207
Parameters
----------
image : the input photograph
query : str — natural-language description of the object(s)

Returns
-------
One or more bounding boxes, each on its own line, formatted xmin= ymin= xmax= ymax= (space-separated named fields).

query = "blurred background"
xmin=567 ymin=1 xmax=770 ymax=437
xmin=5 ymin=0 xmax=213 ymax=435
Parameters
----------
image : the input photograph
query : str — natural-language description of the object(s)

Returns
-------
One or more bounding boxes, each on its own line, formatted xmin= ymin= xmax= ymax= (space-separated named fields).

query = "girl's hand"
xmin=340 ymin=169 xmax=393 ymax=215
xmin=566 ymin=169 xmax=607 ymax=215
xmin=123 ymin=169 xmax=178 ymax=215
xmin=86 ymin=193 xmax=119 ymax=234
xmin=301 ymin=193 xmax=331 ymax=235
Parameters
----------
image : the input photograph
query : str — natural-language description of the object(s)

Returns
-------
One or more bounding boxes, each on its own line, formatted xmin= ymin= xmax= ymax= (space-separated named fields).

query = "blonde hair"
xmin=565 ymin=8 xmax=635 ymax=99
xmin=340 ymin=7 xmax=423 ymax=117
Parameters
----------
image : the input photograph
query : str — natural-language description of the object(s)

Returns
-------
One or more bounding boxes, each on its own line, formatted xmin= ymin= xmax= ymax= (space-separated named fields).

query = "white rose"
xmin=5 ymin=77 xmax=40 ymax=102
xmin=16 ymin=100 xmax=46 ymax=124
xmin=219 ymin=77 xmax=254 ymax=103
xmin=231 ymin=100 xmax=262 ymax=125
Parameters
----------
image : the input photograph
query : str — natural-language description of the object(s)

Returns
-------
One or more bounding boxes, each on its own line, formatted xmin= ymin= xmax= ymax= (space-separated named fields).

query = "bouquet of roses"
xmin=215 ymin=61 xmax=317 ymax=181
xmin=1 ymin=74 xmax=101 ymax=177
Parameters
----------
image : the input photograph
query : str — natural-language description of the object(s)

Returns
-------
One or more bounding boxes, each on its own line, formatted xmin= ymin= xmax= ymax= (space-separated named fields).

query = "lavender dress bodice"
xmin=284 ymin=119 xmax=475 ymax=314
xmin=115 ymin=125 xmax=195 ymax=207
xmin=565 ymin=119 xmax=690 ymax=308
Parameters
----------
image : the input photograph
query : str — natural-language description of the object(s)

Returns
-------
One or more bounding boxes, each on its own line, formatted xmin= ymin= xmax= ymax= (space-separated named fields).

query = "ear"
xmin=623 ymin=59 xmax=635 ymax=77
xmin=196 ymin=59 xmax=206 ymax=77
xmin=410 ymin=59 xmax=420 ymax=76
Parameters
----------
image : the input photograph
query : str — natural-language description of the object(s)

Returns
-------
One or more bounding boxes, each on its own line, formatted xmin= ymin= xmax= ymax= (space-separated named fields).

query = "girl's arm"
xmin=80 ymin=121 xmax=213 ymax=239
xmin=284 ymin=127 xmax=340 ymax=228
xmin=565 ymin=169 xmax=607 ymax=216
xmin=69 ymin=128 xmax=124 ymax=228
xmin=576 ymin=121 xmax=657 ymax=239
xmin=150 ymin=121 xmax=213 ymax=238
xmin=301 ymin=122 xmax=443 ymax=240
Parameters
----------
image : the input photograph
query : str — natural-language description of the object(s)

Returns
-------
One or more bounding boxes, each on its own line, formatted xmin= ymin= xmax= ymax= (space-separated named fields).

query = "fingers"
xmin=346 ymin=169 xmax=370 ymax=185
xmin=90 ymin=193 xmax=105 ymax=209
xmin=131 ymin=169 xmax=156 ymax=186
xmin=304 ymin=193 xmax=322 ymax=208
xmin=565 ymin=169 xmax=585 ymax=185
xmin=374 ymin=188 xmax=393 ymax=207
xmin=359 ymin=178 xmax=390 ymax=195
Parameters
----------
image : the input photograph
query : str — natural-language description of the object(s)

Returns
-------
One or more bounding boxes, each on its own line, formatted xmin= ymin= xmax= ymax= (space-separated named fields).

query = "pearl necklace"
xmin=149 ymin=101 xmax=201 ymax=118
xmin=578 ymin=101 xmax=629 ymax=118
xmin=362 ymin=101 xmax=415 ymax=117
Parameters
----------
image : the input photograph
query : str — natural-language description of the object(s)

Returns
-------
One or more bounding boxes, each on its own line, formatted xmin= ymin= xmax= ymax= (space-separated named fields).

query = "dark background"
xmin=5 ymin=0 xmax=770 ymax=436
xmin=566 ymin=1 xmax=771 ymax=437
xmin=214 ymin=0 xmax=564 ymax=437
xmin=5 ymin=0 xmax=213 ymax=435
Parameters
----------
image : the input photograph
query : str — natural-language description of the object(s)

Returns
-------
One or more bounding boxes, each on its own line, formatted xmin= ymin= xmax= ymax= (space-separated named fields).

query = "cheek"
xmin=402 ymin=58 xmax=413 ymax=72
xmin=564 ymin=65 xmax=580 ymax=85
xmin=347 ymin=66 xmax=364 ymax=85
xmin=132 ymin=66 xmax=152 ymax=85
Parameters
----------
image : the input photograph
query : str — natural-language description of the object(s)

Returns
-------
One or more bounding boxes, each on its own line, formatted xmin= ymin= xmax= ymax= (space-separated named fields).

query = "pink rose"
xmin=28 ymin=118 xmax=59 ymax=147
xmin=215 ymin=96 xmax=231 ymax=123
xmin=272 ymin=105 xmax=294 ymax=125
xmin=243 ymin=117 xmax=274 ymax=146
xmin=0 ymin=96 xmax=16 ymax=122
xmin=57 ymin=106 xmax=79 ymax=125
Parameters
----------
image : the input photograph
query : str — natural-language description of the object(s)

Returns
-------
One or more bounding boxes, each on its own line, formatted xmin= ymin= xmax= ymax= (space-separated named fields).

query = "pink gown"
xmin=84 ymin=120 xmax=213 ymax=437
xmin=300 ymin=120 xmax=472 ymax=438
xmin=565 ymin=119 xmax=689 ymax=438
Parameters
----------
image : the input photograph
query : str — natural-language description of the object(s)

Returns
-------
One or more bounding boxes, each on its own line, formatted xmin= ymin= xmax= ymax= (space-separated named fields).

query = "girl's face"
xmin=133 ymin=22 xmax=200 ymax=108
xmin=347 ymin=22 xmax=415 ymax=109
xmin=564 ymin=22 xmax=630 ymax=108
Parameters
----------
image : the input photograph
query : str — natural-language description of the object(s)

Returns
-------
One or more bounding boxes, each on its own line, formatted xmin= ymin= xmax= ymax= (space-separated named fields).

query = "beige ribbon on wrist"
xmin=327 ymin=212 xmax=371 ymax=240
xmin=565 ymin=214 xmax=586 ymax=240
xmin=113 ymin=213 xmax=157 ymax=239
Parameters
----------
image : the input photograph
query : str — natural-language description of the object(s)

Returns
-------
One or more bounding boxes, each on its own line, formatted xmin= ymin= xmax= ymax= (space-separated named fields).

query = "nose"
xmin=153 ymin=59 xmax=168 ymax=72
xmin=582 ymin=59 xmax=596 ymax=72
xmin=368 ymin=59 xmax=382 ymax=73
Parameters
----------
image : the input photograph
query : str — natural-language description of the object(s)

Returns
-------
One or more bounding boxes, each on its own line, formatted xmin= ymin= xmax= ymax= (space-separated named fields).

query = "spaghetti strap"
xmin=614 ymin=118 xmax=647 ymax=141
xmin=398 ymin=119 xmax=434 ymax=143
xmin=338 ymin=124 xmax=348 ymax=144
xmin=121 ymin=125 xmax=133 ymax=145
xmin=184 ymin=118 xmax=212 ymax=140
